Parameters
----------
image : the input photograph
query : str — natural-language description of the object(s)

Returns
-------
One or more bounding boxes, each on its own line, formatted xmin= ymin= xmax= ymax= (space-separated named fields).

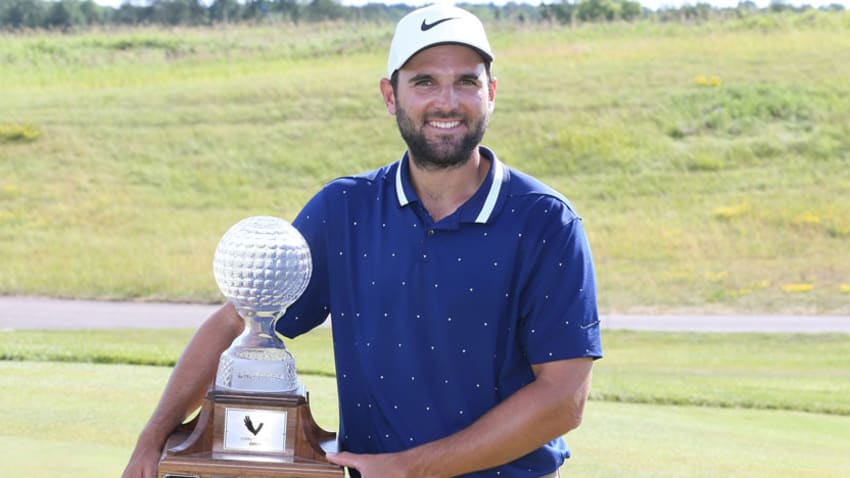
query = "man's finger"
xmin=325 ymin=451 xmax=359 ymax=468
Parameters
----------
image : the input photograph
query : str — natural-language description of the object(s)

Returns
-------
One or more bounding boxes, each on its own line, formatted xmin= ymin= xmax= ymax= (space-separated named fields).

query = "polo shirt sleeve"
xmin=275 ymin=187 xmax=332 ymax=339
xmin=518 ymin=198 xmax=602 ymax=364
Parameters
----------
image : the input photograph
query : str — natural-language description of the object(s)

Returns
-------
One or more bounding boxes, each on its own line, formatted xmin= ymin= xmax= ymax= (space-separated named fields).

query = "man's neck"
xmin=408 ymin=149 xmax=491 ymax=223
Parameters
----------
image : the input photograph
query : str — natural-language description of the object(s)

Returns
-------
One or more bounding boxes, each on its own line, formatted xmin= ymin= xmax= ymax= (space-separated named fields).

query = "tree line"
xmin=0 ymin=0 xmax=845 ymax=31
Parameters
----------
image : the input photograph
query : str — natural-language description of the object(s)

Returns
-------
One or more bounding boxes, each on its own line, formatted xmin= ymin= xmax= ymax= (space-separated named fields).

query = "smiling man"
xmin=294 ymin=6 xmax=602 ymax=477
xmin=122 ymin=5 xmax=601 ymax=478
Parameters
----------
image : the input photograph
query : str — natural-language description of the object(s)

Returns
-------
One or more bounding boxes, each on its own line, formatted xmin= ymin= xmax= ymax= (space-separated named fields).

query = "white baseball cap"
xmin=386 ymin=3 xmax=494 ymax=78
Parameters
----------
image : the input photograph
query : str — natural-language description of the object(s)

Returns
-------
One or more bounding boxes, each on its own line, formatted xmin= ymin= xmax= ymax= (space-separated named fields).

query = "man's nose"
xmin=434 ymin=84 xmax=460 ymax=110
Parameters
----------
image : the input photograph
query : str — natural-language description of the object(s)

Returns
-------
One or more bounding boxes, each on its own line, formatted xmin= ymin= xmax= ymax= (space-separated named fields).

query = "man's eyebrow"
xmin=407 ymin=72 xmax=482 ymax=83
xmin=407 ymin=73 xmax=434 ymax=84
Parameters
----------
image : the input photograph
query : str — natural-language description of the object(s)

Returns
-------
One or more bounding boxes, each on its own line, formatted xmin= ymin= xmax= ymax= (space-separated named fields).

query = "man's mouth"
xmin=427 ymin=120 xmax=462 ymax=129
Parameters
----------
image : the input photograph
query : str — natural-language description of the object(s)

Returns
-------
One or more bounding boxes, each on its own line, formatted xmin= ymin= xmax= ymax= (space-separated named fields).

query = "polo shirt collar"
xmin=394 ymin=146 xmax=506 ymax=224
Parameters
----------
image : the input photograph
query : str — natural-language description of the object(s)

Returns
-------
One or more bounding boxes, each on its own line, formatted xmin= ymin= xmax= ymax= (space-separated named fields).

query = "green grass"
xmin=2 ymin=360 xmax=849 ymax=478
xmin=3 ymin=328 xmax=849 ymax=415
xmin=1 ymin=16 xmax=849 ymax=313
xmin=592 ymin=331 xmax=850 ymax=415
xmin=565 ymin=401 xmax=850 ymax=478
xmin=2 ymin=324 xmax=848 ymax=476
xmin=0 ymin=361 xmax=340 ymax=477
xmin=0 ymin=327 xmax=336 ymax=375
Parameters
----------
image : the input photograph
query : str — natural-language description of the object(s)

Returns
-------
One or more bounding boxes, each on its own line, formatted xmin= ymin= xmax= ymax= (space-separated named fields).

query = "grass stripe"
xmin=3 ymin=328 xmax=847 ymax=415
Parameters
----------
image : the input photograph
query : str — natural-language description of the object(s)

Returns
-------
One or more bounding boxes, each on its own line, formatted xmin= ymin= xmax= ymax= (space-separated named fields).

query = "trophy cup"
xmin=158 ymin=216 xmax=343 ymax=478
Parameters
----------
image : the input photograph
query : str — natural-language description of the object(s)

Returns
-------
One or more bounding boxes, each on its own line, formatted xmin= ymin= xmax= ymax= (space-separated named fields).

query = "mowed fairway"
xmin=1 ymin=360 xmax=848 ymax=478
xmin=2 ymin=328 xmax=849 ymax=476
xmin=1 ymin=14 xmax=849 ymax=313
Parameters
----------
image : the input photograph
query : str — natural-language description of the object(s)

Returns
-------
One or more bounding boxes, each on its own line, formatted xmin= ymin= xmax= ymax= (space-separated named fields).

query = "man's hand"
xmin=121 ymin=441 xmax=162 ymax=478
xmin=326 ymin=451 xmax=420 ymax=478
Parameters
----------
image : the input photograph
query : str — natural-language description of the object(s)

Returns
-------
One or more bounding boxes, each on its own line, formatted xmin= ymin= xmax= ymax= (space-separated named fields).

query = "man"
xmin=122 ymin=4 xmax=601 ymax=478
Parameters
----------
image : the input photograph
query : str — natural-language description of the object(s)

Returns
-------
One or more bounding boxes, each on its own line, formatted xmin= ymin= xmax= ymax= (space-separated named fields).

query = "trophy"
xmin=158 ymin=216 xmax=343 ymax=478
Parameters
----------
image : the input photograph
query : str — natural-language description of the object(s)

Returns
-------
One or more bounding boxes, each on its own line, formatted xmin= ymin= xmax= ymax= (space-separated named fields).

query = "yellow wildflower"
xmin=781 ymin=283 xmax=813 ymax=293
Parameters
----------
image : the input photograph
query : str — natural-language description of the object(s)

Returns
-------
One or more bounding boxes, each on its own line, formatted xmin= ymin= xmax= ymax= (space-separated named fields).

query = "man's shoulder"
xmin=504 ymin=165 xmax=579 ymax=218
xmin=319 ymin=161 xmax=396 ymax=195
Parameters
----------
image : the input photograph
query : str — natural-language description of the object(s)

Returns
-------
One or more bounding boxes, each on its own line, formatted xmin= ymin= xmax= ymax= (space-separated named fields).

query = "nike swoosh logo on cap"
xmin=420 ymin=17 xmax=458 ymax=31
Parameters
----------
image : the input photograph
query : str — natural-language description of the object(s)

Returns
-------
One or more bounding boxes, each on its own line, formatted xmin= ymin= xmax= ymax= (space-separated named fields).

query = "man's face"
xmin=382 ymin=44 xmax=496 ymax=170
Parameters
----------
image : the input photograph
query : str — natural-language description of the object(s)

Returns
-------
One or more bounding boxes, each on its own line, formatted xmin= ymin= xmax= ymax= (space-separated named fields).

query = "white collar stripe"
xmin=395 ymin=157 xmax=409 ymax=206
xmin=475 ymin=159 xmax=502 ymax=224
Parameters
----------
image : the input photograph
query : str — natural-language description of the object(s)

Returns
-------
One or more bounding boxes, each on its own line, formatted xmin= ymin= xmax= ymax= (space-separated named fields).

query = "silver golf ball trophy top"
xmin=212 ymin=216 xmax=312 ymax=393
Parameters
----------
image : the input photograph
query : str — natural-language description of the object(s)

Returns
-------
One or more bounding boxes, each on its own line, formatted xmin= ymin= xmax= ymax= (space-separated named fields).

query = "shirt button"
xmin=427 ymin=229 xmax=435 ymax=236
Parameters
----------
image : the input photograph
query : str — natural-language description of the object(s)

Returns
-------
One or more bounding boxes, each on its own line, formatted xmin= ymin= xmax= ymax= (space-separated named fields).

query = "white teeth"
xmin=430 ymin=121 xmax=460 ymax=129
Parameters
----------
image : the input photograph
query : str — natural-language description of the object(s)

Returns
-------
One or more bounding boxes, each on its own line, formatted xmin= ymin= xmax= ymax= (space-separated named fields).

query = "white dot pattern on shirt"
xmin=325 ymin=182 xmax=593 ymax=458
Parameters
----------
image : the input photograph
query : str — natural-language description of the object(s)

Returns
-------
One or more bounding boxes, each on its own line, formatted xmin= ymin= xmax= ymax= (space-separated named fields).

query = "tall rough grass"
xmin=0 ymin=14 xmax=848 ymax=313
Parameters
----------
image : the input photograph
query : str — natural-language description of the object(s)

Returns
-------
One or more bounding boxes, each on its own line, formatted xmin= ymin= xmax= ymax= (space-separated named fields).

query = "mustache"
xmin=425 ymin=111 xmax=464 ymax=120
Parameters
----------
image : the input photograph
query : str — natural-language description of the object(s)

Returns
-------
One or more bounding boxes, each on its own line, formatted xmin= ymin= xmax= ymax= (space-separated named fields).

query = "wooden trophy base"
xmin=158 ymin=388 xmax=343 ymax=478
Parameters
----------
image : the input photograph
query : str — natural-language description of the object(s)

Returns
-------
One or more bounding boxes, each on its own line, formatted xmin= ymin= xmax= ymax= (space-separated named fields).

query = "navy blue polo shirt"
xmin=277 ymin=146 xmax=602 ymax=477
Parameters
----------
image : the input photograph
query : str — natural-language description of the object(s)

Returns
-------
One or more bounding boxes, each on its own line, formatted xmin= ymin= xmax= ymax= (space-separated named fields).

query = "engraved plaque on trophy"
xmin=158 ymin=216 xmax=342 ymax=478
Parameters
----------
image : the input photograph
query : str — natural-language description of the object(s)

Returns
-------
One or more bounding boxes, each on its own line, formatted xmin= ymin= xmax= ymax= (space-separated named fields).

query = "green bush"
xmin=0 ymin=123 xmax=39 ymax=143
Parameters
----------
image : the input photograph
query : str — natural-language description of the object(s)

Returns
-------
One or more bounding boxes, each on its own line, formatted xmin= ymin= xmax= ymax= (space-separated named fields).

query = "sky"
xmin=94 ymin=0 xmax=850 ymax=10
xmin=339 ymin=0 xmax=848 ymax=8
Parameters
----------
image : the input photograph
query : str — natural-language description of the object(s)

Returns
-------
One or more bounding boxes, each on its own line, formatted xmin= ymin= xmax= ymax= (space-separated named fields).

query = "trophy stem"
xmin=215 ymin=308 xmax=300 ymax=393
xmin=236 ymin=308 xmax=281 ymax=347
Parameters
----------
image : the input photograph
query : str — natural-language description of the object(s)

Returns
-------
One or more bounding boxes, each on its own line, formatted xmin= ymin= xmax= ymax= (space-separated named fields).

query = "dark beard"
xmin=395 ymin=105 xmax=489 ymax=171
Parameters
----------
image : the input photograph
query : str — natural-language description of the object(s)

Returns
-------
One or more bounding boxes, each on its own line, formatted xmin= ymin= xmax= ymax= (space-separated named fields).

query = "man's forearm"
xmin=401 ymin=358 xmax=593 ymax=477
xmin=136 ymin=303 xmax=243 ymax=448
xmin=327 ymin=357 xmax=594 ymax=478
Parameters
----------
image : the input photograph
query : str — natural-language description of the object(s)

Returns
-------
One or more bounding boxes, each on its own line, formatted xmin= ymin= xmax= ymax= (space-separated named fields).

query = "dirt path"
xmin=1 ymin=296 xmax=848 ymax=333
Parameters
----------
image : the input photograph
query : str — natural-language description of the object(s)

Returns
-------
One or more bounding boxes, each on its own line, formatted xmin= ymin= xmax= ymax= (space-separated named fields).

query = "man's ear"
xmin=487 ymin=77 xmax=497 ymax=113
xmin=380 ymin=78 xmax=396 ymax=115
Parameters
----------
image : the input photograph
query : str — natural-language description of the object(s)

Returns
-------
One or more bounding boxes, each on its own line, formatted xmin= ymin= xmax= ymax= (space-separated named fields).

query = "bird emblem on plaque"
xmin=158 ymin=216 xmax=342 ymax=478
